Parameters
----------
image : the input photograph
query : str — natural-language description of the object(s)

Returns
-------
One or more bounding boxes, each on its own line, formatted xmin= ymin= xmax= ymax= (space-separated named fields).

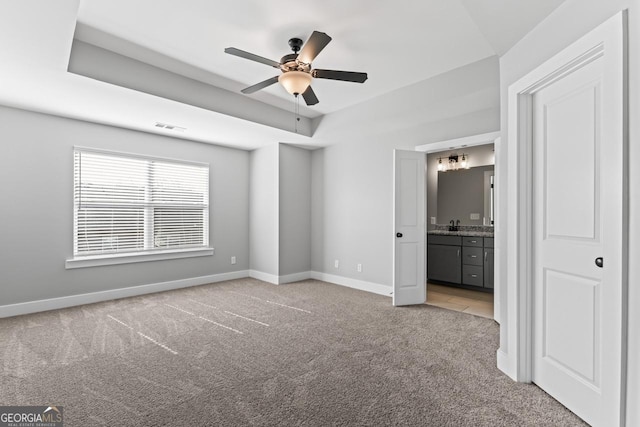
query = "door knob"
xmin=396 ymin=232 xmax=403 ymax=238
xmin=595 ymin=257 xmax=603 ymax=268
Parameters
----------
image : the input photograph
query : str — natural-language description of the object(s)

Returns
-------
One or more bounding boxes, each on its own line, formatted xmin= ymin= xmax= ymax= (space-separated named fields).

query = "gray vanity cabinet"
xmin=427 ymin=235 xmax=461 ymax=284
xmin=427 ymin=234 xmax=494 ymax=290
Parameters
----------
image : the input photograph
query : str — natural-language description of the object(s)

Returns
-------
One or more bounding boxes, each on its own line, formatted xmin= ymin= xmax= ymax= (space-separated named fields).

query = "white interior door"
xmin=532 ymin=16 xmax=624 ymax=426
xmin=393 ymin=149 xmax=426 ymax=306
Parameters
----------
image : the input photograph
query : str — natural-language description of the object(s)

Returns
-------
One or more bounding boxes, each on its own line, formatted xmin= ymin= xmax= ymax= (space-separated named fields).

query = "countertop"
xmin=427 ymin=230 xmax=494 ymax=237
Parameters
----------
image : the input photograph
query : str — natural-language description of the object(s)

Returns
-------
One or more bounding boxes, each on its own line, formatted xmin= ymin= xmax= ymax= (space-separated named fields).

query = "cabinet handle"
xmin=457 ymin=249 xmax=460 ymax=257
xmin=470 ymin=255 xmax=477 ymax=258
xmin=469 ymin=240 xmax=477 ymax=243
xmin=484 ymin=252 xmax=488 ymax=262
xmin=470 ymin=274 xmax=478 ymax=278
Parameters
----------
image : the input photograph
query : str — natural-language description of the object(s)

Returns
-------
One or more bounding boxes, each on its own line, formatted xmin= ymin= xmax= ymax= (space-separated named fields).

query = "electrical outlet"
xmin=430 ymin=217 xmax=436 ymax=225
xmin=334 ymin=260 xmax=339 ymax=268
xmin=470 ymin=213 xmax=480 ymax=220
xmin=357 ymin=263 xmax=362 ymax=273
xmin=231 ymin=256 xmax=236 ymax=265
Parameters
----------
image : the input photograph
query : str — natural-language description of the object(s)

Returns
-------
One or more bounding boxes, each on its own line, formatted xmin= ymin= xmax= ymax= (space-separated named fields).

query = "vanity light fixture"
xmin=460 ymin=154 xmax=468 ymax=169
xmin=437 ymin=153 xmax=470 ymax=171
xmin=448 ymin=155 xmax=459 ymax=170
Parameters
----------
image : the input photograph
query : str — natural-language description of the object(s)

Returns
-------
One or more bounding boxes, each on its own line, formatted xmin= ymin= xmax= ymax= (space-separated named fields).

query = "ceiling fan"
xmin=224 ymin=31 xmax=368 ymax=106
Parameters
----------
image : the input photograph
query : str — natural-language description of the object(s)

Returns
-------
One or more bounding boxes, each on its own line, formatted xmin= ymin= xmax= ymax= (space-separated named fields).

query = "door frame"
xmin=416 ymin=131 xmax=501 ymax=321
xmin=505 ymin=10 xmax=628 ymax=418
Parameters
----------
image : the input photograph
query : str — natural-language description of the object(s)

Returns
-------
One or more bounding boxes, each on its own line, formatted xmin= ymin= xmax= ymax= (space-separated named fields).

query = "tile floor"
xmin=426 ymin=282 xmax=494 ymax=319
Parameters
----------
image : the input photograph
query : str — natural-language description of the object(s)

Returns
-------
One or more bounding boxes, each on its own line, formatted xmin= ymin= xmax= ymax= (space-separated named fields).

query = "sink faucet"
xmin=449 ymin=219 xmax=455 ymax=231
xmin=456 ymin=219 xmax=461 ymax=228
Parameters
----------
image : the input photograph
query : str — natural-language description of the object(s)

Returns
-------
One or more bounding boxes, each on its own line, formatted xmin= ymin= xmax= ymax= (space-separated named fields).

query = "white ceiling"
xmin=76 ymin=0 xmax=565 ymax=117
xmin=0 ymin=0 xmax=566 ymax=150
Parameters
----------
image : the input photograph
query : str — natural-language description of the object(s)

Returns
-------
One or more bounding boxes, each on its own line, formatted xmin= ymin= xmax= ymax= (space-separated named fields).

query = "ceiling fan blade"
xmin=297 ymin=31 xmax=332 ymax=64
xmin=312 ymin=69 xmax=368 ymax=83
xmin=301 ymin=86 xmax=319 ymax=106
xmin=241 ymin=76 xmax=279 ymax=94
xmin=225 ymin=47 xmax=281 ymax=69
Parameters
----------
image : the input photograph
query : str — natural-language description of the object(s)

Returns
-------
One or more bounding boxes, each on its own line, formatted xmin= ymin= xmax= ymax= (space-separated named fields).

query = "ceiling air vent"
xmin=154 ymin=122 xmax=186 ymax=132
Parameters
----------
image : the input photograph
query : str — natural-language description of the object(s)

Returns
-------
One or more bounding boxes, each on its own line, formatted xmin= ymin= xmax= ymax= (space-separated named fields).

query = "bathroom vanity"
xmin=426 ymin=144 xmax=495 ymax=291
xmin=427 ymin=228 xmax=494 ymax=291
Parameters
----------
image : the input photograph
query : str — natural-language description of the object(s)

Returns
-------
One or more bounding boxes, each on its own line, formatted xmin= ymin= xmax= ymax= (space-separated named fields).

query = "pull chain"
xmin=294 ymin=94 xmax=301 ymax=133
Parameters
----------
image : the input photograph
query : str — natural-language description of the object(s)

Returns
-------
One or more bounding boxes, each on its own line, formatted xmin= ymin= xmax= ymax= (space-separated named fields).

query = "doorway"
xmin=416 ymin=132 xmax=500 ymax=321
xmin=507 ymin=12 xmax=627 ymax=426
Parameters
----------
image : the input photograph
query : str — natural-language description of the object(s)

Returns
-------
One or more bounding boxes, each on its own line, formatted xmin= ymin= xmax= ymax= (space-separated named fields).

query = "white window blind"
xmin=73 ymin=149 xmax=209 ymax=257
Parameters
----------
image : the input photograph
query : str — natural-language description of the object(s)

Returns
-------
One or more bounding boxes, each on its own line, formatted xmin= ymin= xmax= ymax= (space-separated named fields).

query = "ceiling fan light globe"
xmin=279 ymin=71 xmax=312 ymax=95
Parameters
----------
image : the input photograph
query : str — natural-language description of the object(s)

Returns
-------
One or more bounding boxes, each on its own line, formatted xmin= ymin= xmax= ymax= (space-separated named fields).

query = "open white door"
xmin=529 ymin=13 xmax=625 ymax=427
xmin=393 ymin=149 xmax=426 ymax=306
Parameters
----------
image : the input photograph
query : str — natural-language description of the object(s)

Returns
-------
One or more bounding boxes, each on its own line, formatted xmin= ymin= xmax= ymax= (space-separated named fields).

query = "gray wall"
xmin=498 ymin=0 xmax=640 ymax=423
xmin=249 ymin=144 xmax=279 ymax=276
xmin=0 ymin=106 xmax=250 ymax=305
xmin=311 ymin=149 xmax=324 ymax=273
xmin=310 ymin=56 xmax=500 ymax=287
xmin=249 ymin=143 xmax=312 ymax=279
xmin=279 ymin=144 xmax=312 ymax=276
xmin=426 ymin=152 xmax=439 ymax=231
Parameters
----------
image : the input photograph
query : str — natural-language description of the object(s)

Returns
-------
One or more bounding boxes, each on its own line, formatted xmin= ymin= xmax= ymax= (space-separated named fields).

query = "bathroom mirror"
xmin=436 ymin=165 xmax=494 ymax=226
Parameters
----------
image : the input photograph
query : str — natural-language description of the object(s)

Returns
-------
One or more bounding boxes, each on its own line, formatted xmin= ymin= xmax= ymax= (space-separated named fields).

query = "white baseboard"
xmin=310 ymin=271 xmax=392 ymax=297
xmin=247 ymin=270 xmax=390 ymax=297
xmin=249 ymin=270 xmax=279 ymax=284
xmin=248 ymin=270 xmax=311 ymax=285
xmin=1 ymin=269 xmax=391 ymax=318
xmin=278 ymin=271 xmax=311 ymax=284
xmin=496 ymin=349 xmax=517 ymax=381
xmin=0 ymin=270 xmax=250 ymax=318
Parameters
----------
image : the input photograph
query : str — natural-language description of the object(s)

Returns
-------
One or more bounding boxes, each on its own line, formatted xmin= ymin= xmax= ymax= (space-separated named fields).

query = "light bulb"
xmin=461 ymin=154 xmax=468 ymax=169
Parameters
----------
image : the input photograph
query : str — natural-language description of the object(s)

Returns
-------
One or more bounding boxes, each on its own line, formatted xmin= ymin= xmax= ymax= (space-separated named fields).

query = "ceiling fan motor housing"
xmin=288 ymin=37 xmax=304 ymax=53
xmin=280 ymin=53 xmax=309 ymax=72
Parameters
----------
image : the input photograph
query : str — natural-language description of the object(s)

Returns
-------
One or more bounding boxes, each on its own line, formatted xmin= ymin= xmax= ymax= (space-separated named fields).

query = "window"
xmin=70 ymin=148 xmax=210 ymax=266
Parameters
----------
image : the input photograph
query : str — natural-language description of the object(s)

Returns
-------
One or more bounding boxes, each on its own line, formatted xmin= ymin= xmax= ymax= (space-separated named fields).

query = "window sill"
xmin=65 ymin=247 xmax=214 ymax=269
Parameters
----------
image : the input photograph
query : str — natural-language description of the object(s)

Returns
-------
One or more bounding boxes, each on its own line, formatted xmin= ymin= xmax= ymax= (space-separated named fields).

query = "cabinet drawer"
xmin=462 ymin=247 xmax=483 ymax=266
xmin=427 ymin=235 xmax=461 ymax=246
xmin=484 ymin=237 xmax=494 ymax=248
xmin=462 ymin=265 xmax=483 ymax=287
xmin=462 ymin=236 xmax=483 ymax=247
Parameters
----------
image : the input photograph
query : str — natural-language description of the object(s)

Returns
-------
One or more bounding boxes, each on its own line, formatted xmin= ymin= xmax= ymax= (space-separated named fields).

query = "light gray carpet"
xmin=0 ymin=278 xmax=586 ymax=426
